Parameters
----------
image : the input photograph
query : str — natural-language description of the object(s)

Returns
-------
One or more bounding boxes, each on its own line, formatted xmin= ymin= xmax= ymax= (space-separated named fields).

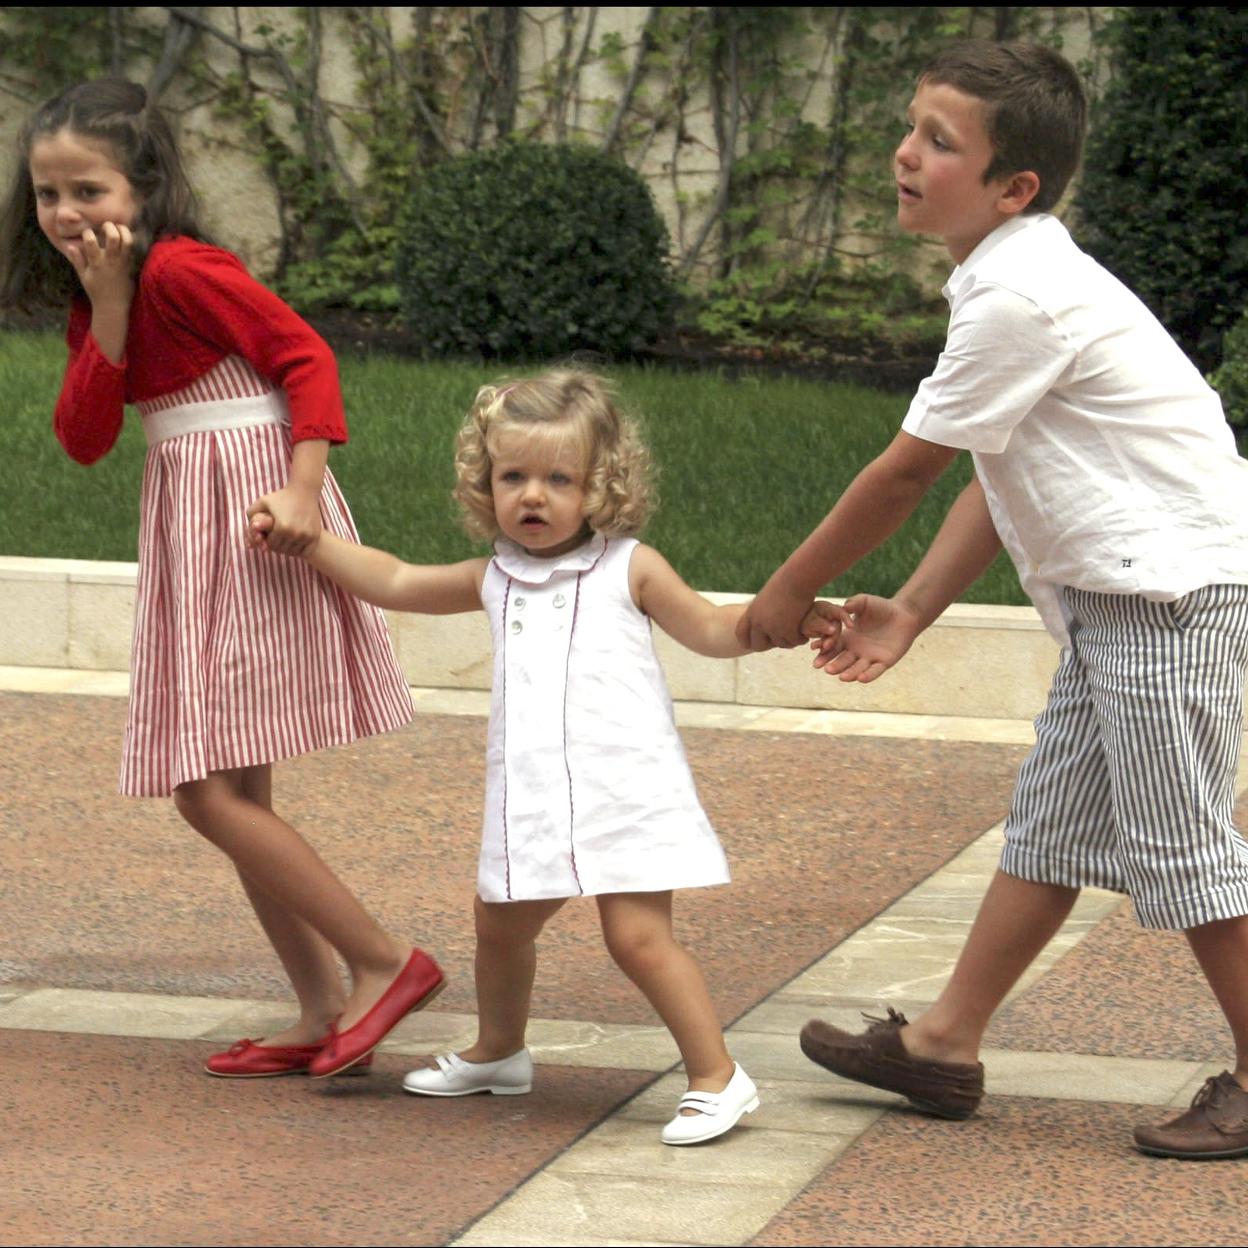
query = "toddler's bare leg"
xmin=174 ymin=767 xmax=408 ymax=1032
xmin=1184 ymin=914 xmax=1248 ymax=1085
xmin=408 ymin=896 xmax=564 ymax=1068
xmin=597 ymin=891 xmax=734 ymax=1095
xmin=466 ymin=896 xmax=566 ymax=1061
xmin=903 ymin=869 xmax=1079 ymax=1063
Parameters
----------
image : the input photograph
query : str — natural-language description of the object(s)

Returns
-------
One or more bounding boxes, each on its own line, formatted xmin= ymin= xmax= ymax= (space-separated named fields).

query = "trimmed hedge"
xmin=1076 ymin=7 xmax=1248 ymax=373
xmin=395 ymin=141 xmax=676 ymax=360
xmin=1210 ymin=309 xmax=1248 ymax=431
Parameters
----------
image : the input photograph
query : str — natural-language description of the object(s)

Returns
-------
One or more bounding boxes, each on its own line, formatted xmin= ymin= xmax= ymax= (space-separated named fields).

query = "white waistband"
xmin=141 ymin=392 xmax=290 ymax=446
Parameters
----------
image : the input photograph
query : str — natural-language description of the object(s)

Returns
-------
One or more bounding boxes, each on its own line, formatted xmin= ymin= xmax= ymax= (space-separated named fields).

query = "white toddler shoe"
xmin=402 ymin=1049 xmax=533 ymax=1097
xmin=660 ymin=1062 xmax=759 ymax=1145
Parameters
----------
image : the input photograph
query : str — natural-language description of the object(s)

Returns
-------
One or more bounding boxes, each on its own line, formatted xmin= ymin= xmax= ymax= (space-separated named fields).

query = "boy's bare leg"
xmin=1184 ymin=914 xmax=1248 ymax=1086
xmin=901 ymin=869 xmax=1080 ymax=1063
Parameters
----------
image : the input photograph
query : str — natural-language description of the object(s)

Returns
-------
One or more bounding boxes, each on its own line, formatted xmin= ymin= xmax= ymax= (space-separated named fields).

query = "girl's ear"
xmin=998 ymin=170 xmax=1041 ymax=217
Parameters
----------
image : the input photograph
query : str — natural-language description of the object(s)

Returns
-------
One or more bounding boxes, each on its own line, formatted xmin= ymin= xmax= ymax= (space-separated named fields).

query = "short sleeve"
xmin=902 ymin=282 xmax=1075 ymax=453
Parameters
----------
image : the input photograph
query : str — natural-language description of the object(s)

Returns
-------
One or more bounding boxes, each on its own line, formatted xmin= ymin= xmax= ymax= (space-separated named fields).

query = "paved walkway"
xmin=2 ymin=668 xmax=1246 ymax=1247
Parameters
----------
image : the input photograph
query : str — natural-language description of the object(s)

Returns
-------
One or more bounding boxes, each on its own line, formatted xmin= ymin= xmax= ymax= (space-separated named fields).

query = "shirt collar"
xmin=491 ymin=531 xmax=607 ymax=585
xmin=943 ymin=213 xmax=1054 ymax=302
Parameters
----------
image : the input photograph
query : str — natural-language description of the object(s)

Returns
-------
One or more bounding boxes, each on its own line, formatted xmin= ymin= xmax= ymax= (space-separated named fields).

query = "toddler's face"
xmin=894 ymin=80 xmax=1013 ymax=262
xmin=29 ymin=128 xmax=139 ymax=266
xmin=489 ymin=428 xmax=590 ymax=559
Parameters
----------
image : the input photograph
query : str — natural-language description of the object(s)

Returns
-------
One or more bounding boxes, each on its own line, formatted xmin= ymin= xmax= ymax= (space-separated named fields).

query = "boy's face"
xmin=895 ymin=80 xmax=1024 ymax=263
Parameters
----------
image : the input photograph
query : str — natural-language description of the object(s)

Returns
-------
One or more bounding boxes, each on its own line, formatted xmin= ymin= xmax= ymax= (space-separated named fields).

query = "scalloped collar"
xmin=491 ymin=532 xmax=607 ymax=585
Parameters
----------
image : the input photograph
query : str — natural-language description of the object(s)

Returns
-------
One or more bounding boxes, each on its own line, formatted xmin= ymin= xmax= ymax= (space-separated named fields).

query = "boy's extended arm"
xmin=815 ymin=475 xmax=1002 ymax=682
xmin=737 ymin=431 xmax=959 ymax=650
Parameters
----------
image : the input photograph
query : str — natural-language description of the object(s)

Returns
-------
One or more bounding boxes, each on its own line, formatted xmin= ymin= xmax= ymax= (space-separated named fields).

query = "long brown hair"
xmin=0 ymin=78 xmax=209 ymax=312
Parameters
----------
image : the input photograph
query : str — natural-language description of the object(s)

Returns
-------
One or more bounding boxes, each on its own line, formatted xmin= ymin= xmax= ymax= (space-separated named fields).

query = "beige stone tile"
xmin=983 ymin=1049 xmax=1204 ymax=1106
xmin=0 ymin=576 xmax=69 ymax=667
xmin=453 ymin=1238 xmax=682 ymax=1248
xmin=67 ymin=579 xmax=135 ymax=670
xmin=524 ymin=1018 xmax=680 ymax=1071
xmin=550 ymin=1116 xmax=838 ymax=1187
xmin=391 ymin=611 xmax=492 ymax=690
xmin=0 ymin=988 xmax=243 ymax=1039
xmin=653 ymin=627 xmax=736 ymax=703
xmin=450 ymin=1170 xmax=795 ymax=1247
xmin=407 ymin=686 xmax=492 ymax=718
xmin=0 ymin=665 xmax=127 ymax=695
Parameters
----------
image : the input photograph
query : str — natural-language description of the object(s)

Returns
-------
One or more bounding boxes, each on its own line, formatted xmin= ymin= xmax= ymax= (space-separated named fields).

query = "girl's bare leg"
xmin=902 ymin=870 xmax=1080 ymax=1062
xmin=409 ymin=896 xmax=565 ymax=1070
xmin=598 ymin=891 xmax=735 ymax=1099
xmin=174 ymin=766 xmax=408 ymax=1032
xmin=230 ymin=762 xmax=347 ymax=1046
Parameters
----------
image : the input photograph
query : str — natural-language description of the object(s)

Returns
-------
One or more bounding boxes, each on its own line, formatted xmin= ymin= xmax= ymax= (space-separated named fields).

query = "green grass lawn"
xmin=1 ymin=327 xmax=1028 ymax=602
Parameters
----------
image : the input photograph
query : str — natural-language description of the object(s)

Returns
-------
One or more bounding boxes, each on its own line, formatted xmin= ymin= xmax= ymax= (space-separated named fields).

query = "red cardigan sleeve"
xmin=144 ymin=245 xmax=348 ymax=445
xmin=53 ymin=300 xmax=127 ymax=466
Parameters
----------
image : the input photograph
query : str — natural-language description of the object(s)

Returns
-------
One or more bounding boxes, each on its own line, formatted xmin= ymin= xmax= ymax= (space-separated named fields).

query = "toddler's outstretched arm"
xmin=630 ymin=545 xmax=841 ymax=658
xmin=248 ymin=507 xmax=483 ymax=614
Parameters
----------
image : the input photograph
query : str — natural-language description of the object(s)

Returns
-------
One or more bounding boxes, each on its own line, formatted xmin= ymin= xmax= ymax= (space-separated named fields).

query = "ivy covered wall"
xmin=0 ymin=5 xmax=1105 ymax=347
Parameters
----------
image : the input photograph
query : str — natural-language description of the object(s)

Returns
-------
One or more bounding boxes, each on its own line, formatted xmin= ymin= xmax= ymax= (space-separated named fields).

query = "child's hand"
xmin=246 ymin=486 xmax=321 ymax=556
xmin=810 ymin=593 xmax=923 ymax=683
xmin=246 ymin=506 xmax=275 ymax=550
xmin=800 ymin=600 xmax=848 ymax=645
xmin=72 ymin=222 xmax=135 ymax=308
xmin=736 ymin=581 xmax=815 ymax=651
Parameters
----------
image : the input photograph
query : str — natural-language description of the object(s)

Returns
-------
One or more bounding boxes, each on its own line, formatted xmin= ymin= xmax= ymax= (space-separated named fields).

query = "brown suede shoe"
xmin=1134 ymin=1072 xmax=1248 ymax=1159
xmin=799 ymin=1008 xmax=984 ymax=1120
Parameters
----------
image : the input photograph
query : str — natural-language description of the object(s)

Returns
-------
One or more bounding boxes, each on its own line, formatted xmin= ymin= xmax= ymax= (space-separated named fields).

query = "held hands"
xmin=71 ymin=222 xmax=135 ymax=308
xmin=245 ymin=486 xmax=323 ymax=557
xmin=736 ymin=578 xmax=821 ymax=651
xmin=810 ymin=594 xmax=922 ymax=684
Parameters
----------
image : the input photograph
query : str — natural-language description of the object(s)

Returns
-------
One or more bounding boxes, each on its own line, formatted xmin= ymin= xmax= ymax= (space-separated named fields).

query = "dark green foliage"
xmin=1209 ymin=309 xmax=1248 ymax=431
xmin=394 ymin=141 xmax=676 ymax=359
xmin=1076 ymin=7 xmax=1248 ymax=372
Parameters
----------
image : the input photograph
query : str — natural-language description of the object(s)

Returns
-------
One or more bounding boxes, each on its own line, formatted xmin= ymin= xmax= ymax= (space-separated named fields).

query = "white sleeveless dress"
xmin=477 ymin=533 xmax=731 ymax=902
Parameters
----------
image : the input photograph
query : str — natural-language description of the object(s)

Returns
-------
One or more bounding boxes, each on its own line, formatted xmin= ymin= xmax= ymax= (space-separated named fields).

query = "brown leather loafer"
xmin=1134 ymin=1072 xmax=1248 ymax=1159
xmin=799 ymin=1008 xmax=984 ymax=1120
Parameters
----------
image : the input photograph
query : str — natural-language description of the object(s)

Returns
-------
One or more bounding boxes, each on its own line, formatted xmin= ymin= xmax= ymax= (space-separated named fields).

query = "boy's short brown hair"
xmin=921 ymin=40 xmax=1087 ymax=213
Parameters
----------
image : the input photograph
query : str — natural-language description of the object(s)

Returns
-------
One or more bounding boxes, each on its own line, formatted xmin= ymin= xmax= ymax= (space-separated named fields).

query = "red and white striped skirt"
xmin=120 ymin=359 xmax=412 ymax=796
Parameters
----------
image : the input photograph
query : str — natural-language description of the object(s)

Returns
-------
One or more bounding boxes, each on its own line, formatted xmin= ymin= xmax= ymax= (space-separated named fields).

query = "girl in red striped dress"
xmin=0 ymin=79 xmax=443 ymax=1079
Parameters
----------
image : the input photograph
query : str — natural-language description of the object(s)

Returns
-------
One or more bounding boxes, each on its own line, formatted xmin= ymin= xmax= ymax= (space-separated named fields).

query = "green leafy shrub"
xmin=394 ymin=141 xmax=676 ymax=359
xmin=1076 ymin=7 xmax=1248 ymax=373
xmin=1209 ymin=309 xmax=1248 ymax=431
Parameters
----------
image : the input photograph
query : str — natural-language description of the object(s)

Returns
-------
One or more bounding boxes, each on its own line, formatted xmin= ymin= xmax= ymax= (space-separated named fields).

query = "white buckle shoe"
xmin=401 ymin=1049 xmax=533 ymax=1097
xmin=660 ymin=1063 xmax=759 ymax=1145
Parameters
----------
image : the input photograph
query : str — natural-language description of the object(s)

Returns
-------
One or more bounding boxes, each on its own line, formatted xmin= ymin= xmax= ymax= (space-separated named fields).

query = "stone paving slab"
xmin=1 ymin=1030 xmax=652 ymax=1248
xmin=0 ymin=692 xmax=1027 ymax=1027
xmin=749 ymin=1096 xmax=1248 ymax=1248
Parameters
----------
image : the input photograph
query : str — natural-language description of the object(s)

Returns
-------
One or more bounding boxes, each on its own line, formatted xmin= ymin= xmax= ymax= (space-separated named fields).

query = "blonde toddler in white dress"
xmin=254 ymin=370 xmax=837 ymax=1143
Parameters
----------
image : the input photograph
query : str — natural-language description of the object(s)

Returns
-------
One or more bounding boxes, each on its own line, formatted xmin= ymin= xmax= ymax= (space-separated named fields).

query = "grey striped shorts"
xmin=1001 ymin=583 xmax=1248 ymax=930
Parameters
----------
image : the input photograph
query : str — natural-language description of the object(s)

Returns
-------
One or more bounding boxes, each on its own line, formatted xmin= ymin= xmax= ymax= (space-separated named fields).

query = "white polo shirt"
xmin=902 ymin=213 xmax=1248 ymax=642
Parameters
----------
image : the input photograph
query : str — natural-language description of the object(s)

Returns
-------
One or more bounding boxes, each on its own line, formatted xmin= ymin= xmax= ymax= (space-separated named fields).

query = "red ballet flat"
xmin=205 ymin=1036 xmax=374 ymax=1078
xmin=308 ymin=949 xmax=446 ymax=1078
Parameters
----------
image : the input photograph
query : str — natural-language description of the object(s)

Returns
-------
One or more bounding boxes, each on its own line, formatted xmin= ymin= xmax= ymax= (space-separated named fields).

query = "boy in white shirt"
xmin=739 ymin=39 xmax=1248 ymax=1158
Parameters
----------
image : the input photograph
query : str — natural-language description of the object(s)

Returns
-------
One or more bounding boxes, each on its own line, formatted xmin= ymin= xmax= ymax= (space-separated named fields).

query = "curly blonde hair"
xmin=453 ymin=369 xmax=655 ymax=542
